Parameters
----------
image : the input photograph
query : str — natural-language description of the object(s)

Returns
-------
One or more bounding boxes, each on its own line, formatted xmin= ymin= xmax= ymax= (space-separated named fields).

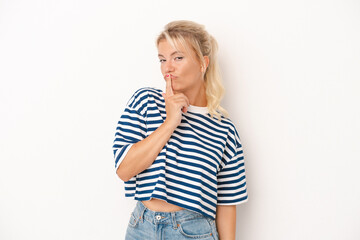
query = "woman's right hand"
xmin=161 ymin=74 xmax=190 ymax=130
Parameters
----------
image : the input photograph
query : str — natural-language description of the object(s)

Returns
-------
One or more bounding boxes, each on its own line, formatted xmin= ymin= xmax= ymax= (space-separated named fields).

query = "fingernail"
xmin=166 ymin=74 xmax=169 ymax=77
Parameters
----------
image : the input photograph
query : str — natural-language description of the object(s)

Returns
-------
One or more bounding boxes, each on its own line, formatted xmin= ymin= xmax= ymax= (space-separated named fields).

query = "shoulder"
xmin=219 ymin=115 xmax=242 ymax=145
xmin=126 ymin=86 xmax=163 ymax=112
xmin=214 ymin=114 xmax=237 ymax=133
xmin=130 ymin=86 xmax=162 ymax=100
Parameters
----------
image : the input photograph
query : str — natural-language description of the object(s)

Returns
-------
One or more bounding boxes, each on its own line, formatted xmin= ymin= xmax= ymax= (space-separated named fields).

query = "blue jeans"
xmin=125 ymin=200 xmax=219 ymax=240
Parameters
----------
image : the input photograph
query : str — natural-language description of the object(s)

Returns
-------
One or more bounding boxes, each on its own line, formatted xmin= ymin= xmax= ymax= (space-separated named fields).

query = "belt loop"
xmin=171 ymin=212 xmax=178 ymax=229
xmin=139 ymin=201 xmax=146 ymax=223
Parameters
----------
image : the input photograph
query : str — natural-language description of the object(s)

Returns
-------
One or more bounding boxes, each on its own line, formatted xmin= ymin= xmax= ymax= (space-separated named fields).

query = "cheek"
xmin=160 ymin=66 xmax=165 ymax=75
xmin=182 ymin=65 xmax=198 ymax=78
xmin=179 ymin=64 xmax=191 ymax=76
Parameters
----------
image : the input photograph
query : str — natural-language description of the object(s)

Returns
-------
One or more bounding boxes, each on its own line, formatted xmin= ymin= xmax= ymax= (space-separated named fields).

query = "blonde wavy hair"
xmin=155 ymin=20 xmax=229 ymax=122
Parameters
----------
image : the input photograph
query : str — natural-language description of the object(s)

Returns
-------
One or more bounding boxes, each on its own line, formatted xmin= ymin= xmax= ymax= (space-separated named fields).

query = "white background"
xmin=1 ymin=0 xmax=359 ymax=239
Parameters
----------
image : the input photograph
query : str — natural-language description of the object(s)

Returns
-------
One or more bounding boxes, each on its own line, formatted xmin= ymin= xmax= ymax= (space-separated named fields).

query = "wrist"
xmin=162 ymin=120 xmax=176 ymax=132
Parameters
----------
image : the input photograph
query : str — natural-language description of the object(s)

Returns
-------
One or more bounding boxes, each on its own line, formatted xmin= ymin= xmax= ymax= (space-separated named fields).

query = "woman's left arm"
xmin=215 ymin=205 xmax=236 ymax=240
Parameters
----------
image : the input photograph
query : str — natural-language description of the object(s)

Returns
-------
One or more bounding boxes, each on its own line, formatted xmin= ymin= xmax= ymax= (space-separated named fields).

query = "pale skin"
xmin=116 ymin=39 xmax=236 ymax=240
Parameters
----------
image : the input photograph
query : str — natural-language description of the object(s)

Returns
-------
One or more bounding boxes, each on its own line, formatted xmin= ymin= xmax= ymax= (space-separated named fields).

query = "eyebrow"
xmin=158 ymin=51 xmax=183 ymax=58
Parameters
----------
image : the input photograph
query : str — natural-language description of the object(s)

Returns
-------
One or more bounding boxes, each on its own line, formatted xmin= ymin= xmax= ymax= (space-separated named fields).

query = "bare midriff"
xmin=142 ymin=198 xmax=185 ymax=212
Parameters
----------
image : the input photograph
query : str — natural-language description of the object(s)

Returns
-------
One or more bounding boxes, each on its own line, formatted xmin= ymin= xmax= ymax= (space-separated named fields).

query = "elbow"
xmin=116 ymin=165 xmax=131 ymax=182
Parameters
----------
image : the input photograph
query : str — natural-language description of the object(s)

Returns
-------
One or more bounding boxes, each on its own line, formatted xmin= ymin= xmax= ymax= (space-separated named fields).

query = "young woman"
xmin=113 ymin=20 xmax=248 ymax=240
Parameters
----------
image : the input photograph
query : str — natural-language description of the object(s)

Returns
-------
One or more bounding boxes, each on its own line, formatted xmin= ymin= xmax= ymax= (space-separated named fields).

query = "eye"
xmin=159 ymin=57 xmax=183 ymax=63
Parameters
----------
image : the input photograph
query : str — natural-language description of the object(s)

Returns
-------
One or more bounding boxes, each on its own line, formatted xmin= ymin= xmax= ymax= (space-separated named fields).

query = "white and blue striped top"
xmin=112 ymin=87 xmax=248 ymax=220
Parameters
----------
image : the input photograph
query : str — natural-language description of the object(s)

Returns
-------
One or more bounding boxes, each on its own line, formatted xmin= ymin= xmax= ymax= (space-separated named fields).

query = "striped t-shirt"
xmin=112 ymin=87 xmax=248 ymax=220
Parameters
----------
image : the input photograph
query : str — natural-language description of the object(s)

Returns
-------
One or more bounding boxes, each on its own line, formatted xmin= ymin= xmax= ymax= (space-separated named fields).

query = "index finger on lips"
xmin=164 ymin=74 xmax=174 ymax=96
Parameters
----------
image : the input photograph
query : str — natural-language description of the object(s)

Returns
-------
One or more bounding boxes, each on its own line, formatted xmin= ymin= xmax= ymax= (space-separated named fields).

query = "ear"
xmin=202 ymin=56 xmax=210 ymax=71
xmin=204 ymin=56 xmax=209 ymax=68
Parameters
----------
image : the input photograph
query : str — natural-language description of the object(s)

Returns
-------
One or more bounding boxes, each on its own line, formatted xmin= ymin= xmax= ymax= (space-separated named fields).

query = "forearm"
xmin=117 ymin=120 xmax=175 ymax=181
xmin=215 ymin=205 xmax=236 ymax=240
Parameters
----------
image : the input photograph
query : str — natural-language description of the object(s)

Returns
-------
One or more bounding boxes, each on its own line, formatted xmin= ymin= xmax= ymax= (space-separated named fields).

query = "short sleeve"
xmin=217 ymin=125 xmax=248 ymax=205
xmin=112 ymin=88 xmax=147 ymax=173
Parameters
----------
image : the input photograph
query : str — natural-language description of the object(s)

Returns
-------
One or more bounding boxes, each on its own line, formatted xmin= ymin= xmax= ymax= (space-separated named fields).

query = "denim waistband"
xmin=132 ymin=200 xmax=215 ymax=229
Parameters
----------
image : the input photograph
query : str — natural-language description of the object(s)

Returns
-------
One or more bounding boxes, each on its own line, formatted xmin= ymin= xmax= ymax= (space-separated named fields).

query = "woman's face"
xmin=157 ymin=39 xmax=204 ymax=93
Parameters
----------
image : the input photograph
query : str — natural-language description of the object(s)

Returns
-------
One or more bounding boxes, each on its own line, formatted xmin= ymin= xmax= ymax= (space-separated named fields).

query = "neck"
xmin=176 ymin=82 xmax=207 ymax=107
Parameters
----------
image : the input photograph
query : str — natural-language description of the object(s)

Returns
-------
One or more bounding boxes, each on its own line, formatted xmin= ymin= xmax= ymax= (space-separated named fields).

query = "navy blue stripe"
xmin=217 ymin=195 xmax=248 ymax=204
xmin=166 ymin=147 xmax=218 ymax=171
xmin=166 ymin=161 xmax=217 ymax=186
xmin=137 ymin=172 xmax=165 ymax=182
xmin=165 ymin=178 xmax=217 ymax=207
xmin=165 ymin=170 xmax=217 ymax=194
xmin=170 ymin=133 xmax=223 ymax=159
xmin=218 ymin=168 xmax=245 ymax=179
xmin=218 ymin=174 xmax=246 ymax=185
xmin=114 ymin=144 xmax=130 ymax=166
xmin=218 ymin=182 xmax=247 ymax=191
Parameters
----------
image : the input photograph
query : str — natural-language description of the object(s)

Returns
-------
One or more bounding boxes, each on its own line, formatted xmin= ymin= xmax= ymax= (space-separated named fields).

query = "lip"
xmin=169 ymin=74 xmax=177 ymax=78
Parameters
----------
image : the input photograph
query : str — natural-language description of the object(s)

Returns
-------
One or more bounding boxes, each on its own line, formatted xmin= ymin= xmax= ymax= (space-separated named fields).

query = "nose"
xmin=164 ymin=60 xmax=175 ymax=74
